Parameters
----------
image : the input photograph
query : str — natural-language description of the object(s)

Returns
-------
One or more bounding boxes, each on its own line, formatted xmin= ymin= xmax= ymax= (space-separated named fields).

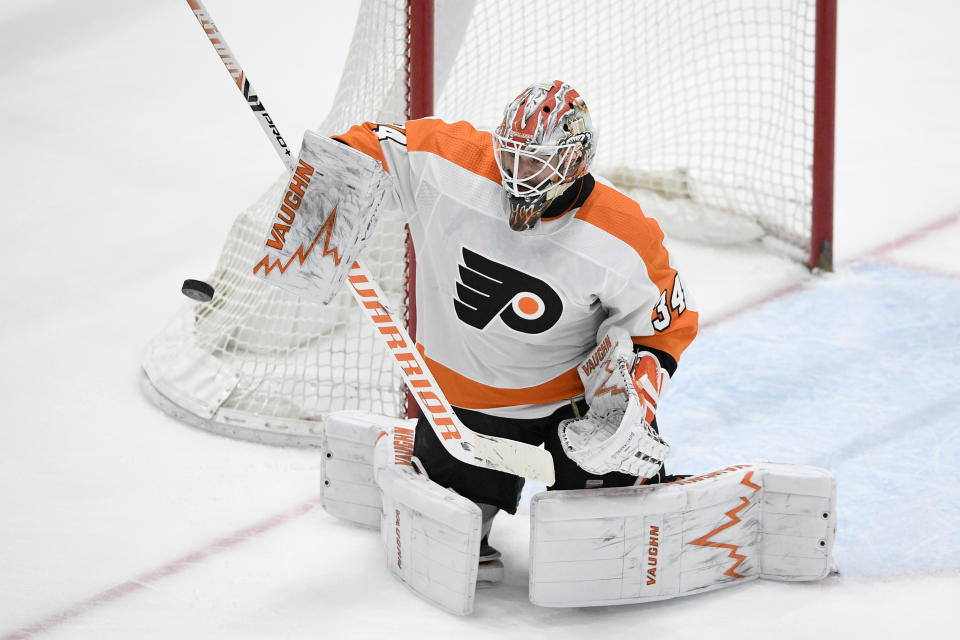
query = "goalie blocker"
xmin=252 ymin=130 xmax=390 ymax=304
xmin=321 ymin=411 xmax=837 ymax=613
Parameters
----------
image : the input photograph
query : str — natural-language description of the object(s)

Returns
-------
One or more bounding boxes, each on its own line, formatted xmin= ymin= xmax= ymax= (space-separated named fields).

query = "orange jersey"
xmin=334 ymin=119 xmax=698 ymax=418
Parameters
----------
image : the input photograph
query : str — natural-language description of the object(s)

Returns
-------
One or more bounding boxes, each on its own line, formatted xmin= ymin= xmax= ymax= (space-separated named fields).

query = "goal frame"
xmin=810 ymin=0 xmax=837 ymax=271
xmin=403 ymin=0 xmax=433 ymax=418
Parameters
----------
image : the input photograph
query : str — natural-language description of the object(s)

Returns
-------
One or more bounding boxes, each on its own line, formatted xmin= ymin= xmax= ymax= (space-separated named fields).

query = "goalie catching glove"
xmin=558 ymin=328 xmax=669 ymax=479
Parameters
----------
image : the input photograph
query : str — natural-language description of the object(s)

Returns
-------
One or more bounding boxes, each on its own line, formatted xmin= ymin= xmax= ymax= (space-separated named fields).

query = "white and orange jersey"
xmin=334 ymin=119 xmax=698 ymax=418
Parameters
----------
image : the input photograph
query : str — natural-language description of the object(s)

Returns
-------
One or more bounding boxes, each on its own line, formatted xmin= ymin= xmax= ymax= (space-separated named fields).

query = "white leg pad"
xmin=321 ymin=411 xmax=482 ymax=614
xmin=529 ymin=462 xmax=837 ymax=607
xmin=320 ymin=410 xmax=415 ymax=528
xmin=378 ymin=459 xmax=481 ymax=615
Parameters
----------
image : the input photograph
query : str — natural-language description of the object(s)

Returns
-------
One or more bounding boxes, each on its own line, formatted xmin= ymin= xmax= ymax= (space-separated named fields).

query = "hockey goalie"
xmin=255 ymin=80 xmax=837 ymax=615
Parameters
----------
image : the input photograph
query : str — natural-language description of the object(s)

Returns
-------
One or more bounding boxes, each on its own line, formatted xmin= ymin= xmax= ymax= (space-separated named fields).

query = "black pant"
xmin=412 ymin=400 xmax=665 ymax=514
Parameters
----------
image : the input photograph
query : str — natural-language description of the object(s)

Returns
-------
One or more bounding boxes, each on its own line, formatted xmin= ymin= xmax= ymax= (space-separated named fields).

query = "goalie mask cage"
xmin=141 ymin=0 xmax=836 ymax=445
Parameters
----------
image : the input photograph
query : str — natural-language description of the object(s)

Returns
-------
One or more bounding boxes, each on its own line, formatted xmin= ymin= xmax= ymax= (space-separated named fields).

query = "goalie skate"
xmin=477 ymin=537 xmax=504 ymax=585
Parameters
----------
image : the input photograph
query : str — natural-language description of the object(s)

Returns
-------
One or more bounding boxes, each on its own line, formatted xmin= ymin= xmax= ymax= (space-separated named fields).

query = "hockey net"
xmin=142 ymin=0 xmax=832 ymax=445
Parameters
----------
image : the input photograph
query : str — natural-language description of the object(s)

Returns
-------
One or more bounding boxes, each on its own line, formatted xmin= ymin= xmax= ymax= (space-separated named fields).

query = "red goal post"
xmin=141 ymin=0 xmax=836 ymax=445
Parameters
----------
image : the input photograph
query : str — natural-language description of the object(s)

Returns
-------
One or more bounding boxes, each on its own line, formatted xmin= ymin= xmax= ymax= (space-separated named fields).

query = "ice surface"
xmin=1 ymin=1 xmax=958 ymax=638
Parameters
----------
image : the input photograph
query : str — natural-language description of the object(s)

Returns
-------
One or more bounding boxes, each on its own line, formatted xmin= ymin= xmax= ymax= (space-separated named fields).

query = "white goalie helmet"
xmin=493 ymin=80 xmax=596 ymax=231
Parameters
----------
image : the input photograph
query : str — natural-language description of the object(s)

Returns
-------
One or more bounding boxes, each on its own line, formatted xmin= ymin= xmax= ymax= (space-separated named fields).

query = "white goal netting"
xmin=142 ymin=0 xmax=823 ymax=445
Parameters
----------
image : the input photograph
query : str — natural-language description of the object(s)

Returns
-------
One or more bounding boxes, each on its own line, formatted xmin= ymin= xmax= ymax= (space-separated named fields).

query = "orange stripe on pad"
xmin=687 ymin=471 xmax=762 ymax=579
xmin=741 ymin=470 xmax=762 ymax=491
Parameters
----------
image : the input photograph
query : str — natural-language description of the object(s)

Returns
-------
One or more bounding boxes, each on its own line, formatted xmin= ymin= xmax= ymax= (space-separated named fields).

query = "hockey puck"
xmin=181 ymin=279 xmax=215 ymax=302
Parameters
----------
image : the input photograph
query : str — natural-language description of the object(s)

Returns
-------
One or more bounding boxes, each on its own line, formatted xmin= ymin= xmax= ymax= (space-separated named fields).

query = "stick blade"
xmin=473 ymin=435 xmax=555 ymax=486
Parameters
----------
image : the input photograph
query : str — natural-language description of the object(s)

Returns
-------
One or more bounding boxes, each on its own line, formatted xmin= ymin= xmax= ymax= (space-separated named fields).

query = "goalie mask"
xmin=494 ymin=80 xmax=596 ymax=231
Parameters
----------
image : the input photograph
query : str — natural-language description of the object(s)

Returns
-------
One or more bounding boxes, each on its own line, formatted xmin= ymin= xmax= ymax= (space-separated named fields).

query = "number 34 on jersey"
xmin=653 ymin=273 xmax=687 ymax=332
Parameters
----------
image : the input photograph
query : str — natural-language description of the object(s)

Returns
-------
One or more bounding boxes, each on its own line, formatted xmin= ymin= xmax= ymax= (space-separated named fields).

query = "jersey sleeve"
xmin=625 ymin=222 xmax=698 ymax=375
xmin=332 ymin=119 xmax=500 ymax=225
xmin=332 ymin=121 xmax=416 ymax=222
xmin=576 ymin=188 xmax=699 ymax=376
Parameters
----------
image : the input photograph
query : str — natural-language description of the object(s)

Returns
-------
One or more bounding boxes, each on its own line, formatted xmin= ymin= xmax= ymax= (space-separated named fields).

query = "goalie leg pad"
xmin=378 ymin=458 xmax=482 ymax=615
xmin=320 ymin=410 xmax=415 ymax=528
xmin=529 ymin=462 xmax=836 ymax=607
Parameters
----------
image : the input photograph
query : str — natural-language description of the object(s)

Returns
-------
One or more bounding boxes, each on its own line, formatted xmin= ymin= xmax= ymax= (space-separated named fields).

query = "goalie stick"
xmin=183 ymin=0 xmax=556 ymax=485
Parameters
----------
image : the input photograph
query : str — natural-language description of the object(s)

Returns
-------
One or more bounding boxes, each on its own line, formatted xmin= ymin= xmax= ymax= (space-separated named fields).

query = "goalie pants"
xmin=413 ymin=400 xmax=667 ymax=514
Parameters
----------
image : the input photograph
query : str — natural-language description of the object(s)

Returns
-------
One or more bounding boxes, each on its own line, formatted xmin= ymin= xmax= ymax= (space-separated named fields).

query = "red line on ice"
xmin=852 ymin=209 xmax=960 ymax=264
xmin=2 ymin=496 xmax=322 ymax=640
xmin=704 ymin=209 xmax=960 ymax=329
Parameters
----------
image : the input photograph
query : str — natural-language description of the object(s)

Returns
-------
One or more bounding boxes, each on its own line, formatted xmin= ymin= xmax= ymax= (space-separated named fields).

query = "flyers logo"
xmin=454 ymin=247 xmax=562 ymax=334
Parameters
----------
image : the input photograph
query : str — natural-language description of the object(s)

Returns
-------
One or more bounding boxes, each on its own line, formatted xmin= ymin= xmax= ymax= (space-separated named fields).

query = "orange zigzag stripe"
xmin=253 ymin=205 xmax=341 ymax=276
xmin=688 ymin=471 xmax=760 ymax=579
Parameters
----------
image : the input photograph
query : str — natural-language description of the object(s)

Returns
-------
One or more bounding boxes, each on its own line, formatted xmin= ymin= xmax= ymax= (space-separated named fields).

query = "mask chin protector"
xmin=506 ymin=181 xmax=574 ymax=231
